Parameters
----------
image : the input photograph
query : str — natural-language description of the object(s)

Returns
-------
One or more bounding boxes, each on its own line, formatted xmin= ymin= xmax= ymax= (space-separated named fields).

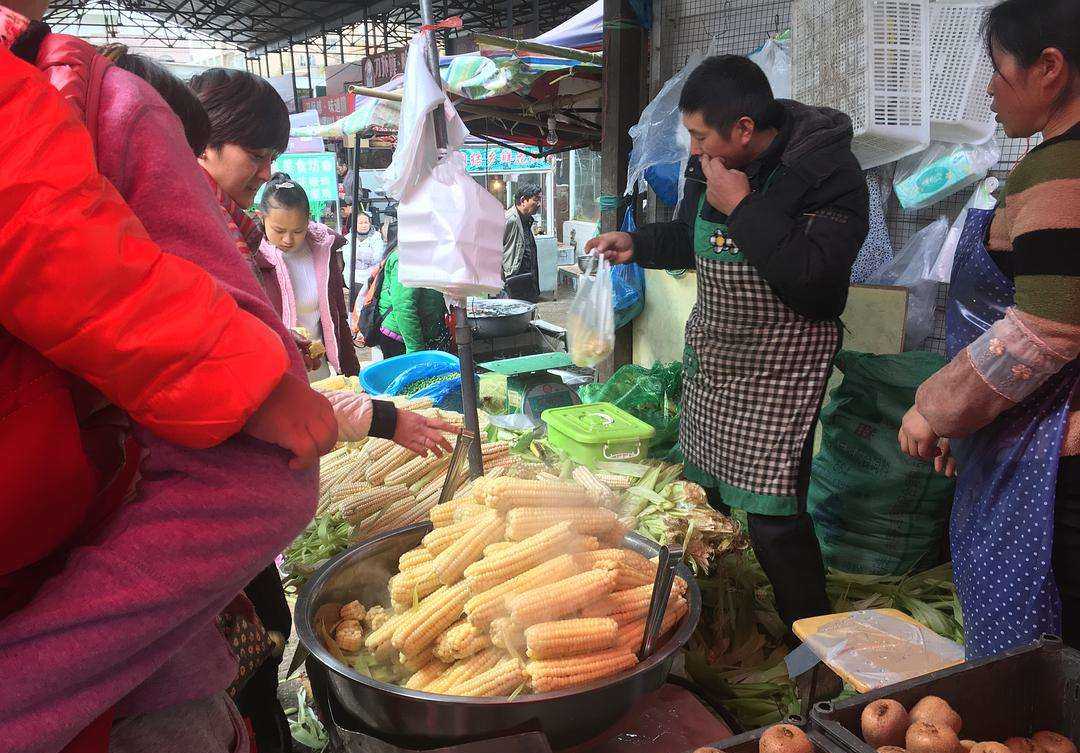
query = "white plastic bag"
xmin=868 ymin=217 xmax=949 ymax=352
xmin=893 ymin=138 xmax=1001 ymax=210
xmin=567 ymin=255 xmax=615 ymax=367
xmin=748 ymin=35 xmax=791 ymax=99
xmin=929 ymin=176 xmax=1000 ymax=283
xmin=384 ymin=34 xmax=504 ymax=299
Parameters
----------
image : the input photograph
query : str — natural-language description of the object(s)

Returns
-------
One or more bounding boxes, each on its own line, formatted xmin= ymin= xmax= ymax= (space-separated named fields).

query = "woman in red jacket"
xmin=0 ymin=43 xmax=338 ymax=753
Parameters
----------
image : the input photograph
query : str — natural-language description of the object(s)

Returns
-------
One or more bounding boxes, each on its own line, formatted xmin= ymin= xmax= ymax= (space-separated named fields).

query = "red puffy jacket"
xmin=0 ymin=48 xmax=289 ymax=596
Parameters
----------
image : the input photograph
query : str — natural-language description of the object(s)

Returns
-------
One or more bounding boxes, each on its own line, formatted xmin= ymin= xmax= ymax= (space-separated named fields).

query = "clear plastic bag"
xmin=893 ymin=138 xmax=1001 ymax=211
xmin=748 ymin=34 xmax=791 ymax=99
xmin=800 ymin=610 xmax=965 ymax=691
xmin=567 ymin=255 xmax=615 ymax=367
xmin=868 ymin=217 xmax=949 ymax=351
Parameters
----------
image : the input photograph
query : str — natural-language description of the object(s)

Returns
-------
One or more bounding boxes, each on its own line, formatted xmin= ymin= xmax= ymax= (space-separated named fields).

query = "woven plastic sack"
xmin=808 ymin=350 xmax=955 ymax=576
xmin=579 ymin=362 xmax=682 ymax=457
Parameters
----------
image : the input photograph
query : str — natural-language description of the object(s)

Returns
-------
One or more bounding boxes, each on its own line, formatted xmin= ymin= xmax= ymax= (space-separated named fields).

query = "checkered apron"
xmin=682 ymin=195 xmax=840 ymax=515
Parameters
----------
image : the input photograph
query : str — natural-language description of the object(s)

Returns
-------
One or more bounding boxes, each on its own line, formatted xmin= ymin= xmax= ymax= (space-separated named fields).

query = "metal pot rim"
xmin=295 ymin=522 xmax=700 ymax=706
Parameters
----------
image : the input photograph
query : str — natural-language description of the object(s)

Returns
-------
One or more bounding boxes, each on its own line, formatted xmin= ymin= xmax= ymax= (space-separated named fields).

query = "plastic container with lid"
xmin=541 ymin=402 xmax=655 ymax=468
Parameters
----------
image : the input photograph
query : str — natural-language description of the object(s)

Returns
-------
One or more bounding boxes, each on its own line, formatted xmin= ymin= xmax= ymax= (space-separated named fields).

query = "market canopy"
xmin=46 ymin=0 xmax=597 ymax=53
xmin=290 ymin=0 xmax=602 ymax=150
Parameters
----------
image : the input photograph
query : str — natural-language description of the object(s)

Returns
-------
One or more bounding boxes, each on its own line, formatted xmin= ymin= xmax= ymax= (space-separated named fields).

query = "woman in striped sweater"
xmin=899 ymin=0 xmax=1080 ymax=658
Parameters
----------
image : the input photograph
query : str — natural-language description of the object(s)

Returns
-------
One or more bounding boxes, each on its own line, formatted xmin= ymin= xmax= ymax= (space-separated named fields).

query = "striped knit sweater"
xmin=917 ymin=121 xmax=1080 ymax=454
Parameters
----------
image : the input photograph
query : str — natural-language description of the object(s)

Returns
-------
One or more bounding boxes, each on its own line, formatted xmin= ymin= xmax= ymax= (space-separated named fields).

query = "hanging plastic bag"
xmin=624 ymin=50 xmax=705 ymax=200
xmin=384 ymin=34 xmax=504 ymax=299
xmin=893 ymin=139 xmax=1001 ymax=211
xmin=867 ymin=217 xmax=949 ymax=351
xmin=748 ymin=33 xmax=791 ymax=99
xmin=928 ymin=177 xmax=1000 ymax=283
xmin=567 ymin=255 xmax=615 ymax=367
xmin=612 ymin=206 xmax=645 ymax=329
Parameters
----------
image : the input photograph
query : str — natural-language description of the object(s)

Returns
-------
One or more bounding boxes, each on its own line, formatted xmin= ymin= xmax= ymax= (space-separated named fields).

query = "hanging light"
xmin=545 ymin=116 xmax=559 ymax=146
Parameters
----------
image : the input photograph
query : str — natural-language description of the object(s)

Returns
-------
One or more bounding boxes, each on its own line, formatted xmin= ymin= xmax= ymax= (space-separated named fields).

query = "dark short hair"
xmin=514 ymin=185 xmax=542 ymax=205
xmin=259 ymin=172 xmax=310 ymax=216
xmin=188 ymin=68 xmax=290 ymax=154
xmin=115 ymin=53 xmax=211 ymax=155
xmin=679 ymin=55 xmax=784 ymax=134
xmin=984 ymin=0 xmax=1079 ymax=80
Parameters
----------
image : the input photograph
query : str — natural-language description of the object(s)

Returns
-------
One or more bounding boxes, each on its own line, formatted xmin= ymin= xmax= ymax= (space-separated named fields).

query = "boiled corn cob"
xmin=584 ymin=580 xmax=687 ymax=625
xmin=389 ymin=562 xmax=441 ymax=609
xmin=433 ymin=620 xmax=491 ymax=663
xmin=399 ymin=646 xmax=435 ymax=673
xmin=430 ymin=499 xmax=483 ymax=527
xmin=335 ymin=619 xmax=364 ymax=652
xmin=613 ymin=595 xmax=688 ymax=652
xmin=481 ymin=477 xmax=594 ymax=512
xmin=340 ymin=601 xmax=366 ymax=621
xmin=337 ymin=485 xmax=411 ymax=523
xmin=365 ymin=445 xmax=417 ymax=485
xmin=525 ymin=648 xmax=637 ymax=693
xmin=489 ymin=617 xmax=526 ymax=656
xmin=433 ymin=512 xmax=505 ymax=586
xmin=362 ymin=492 xmax=422 ymax=537
xmin=463 ymin=521 xmax=579 ymax=594
xmin=385 ymin=452 xmax=451 ymax=488
xmin=509 ymin=569 xmax=617 ymax=627
xmin=398 ymin=547 xmax=434 ymax=572
xmin=504 ymin=506 xmax=618 ymax=541
xmin=405 ymin=659 xmax=451 ymax=690
xmin=482 ymin=541 xmax=516 ymax=558
xmin=464 ymin=552 xmax=581 ymax=628
xmin=392 ymin=582 xmax=470 ymax=657
xmin=572 ymin=466 xmax=617 ymax=507
xmin=424 ymin=647 xmax=504 ymax=694
xmin=447 ymin=656 xmax=525 ymax=697
xmin=422 ymin=518 xmax=481 ymax=556
xmin=451 ymin=502 xmax=490 ymax=524
xmin=524 ymin=617 xmax=619 ymax=660
xmin=365 ymin=611 xmax=405 ymax=652
xmin=593 ymin=471 xmax=632 ymax=490
xmin=364 ymin=605 xmax=390 ymax=631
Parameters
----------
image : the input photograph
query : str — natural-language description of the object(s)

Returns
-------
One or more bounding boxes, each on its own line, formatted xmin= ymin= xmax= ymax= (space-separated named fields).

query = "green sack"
xmin=579 ymin=362 xmax=682 ymax=458
xmin=808 ymin=350 xmax=955 ymax=576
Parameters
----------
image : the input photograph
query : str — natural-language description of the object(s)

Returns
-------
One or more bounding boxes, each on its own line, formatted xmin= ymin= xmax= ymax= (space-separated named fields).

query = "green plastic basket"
xmin=541 ymin=402 xmax=655 ymax=468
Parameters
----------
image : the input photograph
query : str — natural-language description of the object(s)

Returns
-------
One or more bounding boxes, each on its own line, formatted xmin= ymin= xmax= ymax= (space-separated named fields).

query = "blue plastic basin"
xmin=359 ymin=351 xmax=460 ymax=396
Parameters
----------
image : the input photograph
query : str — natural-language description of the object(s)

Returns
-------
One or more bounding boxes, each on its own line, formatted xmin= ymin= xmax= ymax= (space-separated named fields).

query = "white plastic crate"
xmin=928 ymin=0 xmax=997 ymax=143
xmin=793 ymin=0 xmax=931 ymax=169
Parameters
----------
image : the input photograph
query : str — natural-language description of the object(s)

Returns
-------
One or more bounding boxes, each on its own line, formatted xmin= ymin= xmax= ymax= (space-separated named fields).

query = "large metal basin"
xmin=295 ymin=523 xmax=701 ymax=749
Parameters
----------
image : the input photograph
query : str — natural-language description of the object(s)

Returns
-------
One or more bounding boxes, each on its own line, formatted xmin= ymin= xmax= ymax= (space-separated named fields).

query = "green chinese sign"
xmin=461 ymin=146 xmax=550 ymax=175
xmin=259 ymin=152 xmax=340 ymax=204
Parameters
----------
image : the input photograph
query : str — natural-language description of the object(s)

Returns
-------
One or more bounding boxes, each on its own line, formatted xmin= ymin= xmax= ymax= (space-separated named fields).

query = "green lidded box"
xmin=541 ymin=402 xmax=655 ymax=468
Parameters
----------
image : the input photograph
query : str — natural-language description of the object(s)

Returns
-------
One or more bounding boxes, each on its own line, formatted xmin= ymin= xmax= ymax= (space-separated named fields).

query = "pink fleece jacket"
xmin=0 ymin=66 xmax=315 ymax=753
xmin=257 ymin=221 xmax=342 ymax=372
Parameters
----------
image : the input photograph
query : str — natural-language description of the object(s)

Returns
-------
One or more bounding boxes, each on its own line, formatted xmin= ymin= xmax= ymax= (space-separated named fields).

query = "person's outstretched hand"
xmin=392 ymin=410 xmax=457 ymax=456
xmin=245 ymin=374 xmax=338 ymax=470
xmin=584 ymin=232 xmax=635 ymax=265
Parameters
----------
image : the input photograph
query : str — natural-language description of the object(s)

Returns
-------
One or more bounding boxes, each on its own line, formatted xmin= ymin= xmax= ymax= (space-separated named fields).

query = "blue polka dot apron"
xmin=946 ymin=208 xmax=1080 ymax=659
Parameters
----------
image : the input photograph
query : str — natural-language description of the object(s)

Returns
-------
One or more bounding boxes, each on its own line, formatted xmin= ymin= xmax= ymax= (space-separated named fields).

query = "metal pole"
xmin=418 ymin=0 xmax=483 ymax=477
xmin=303 ymin=37 xmax=312 ymax=98
xmin=321 ymin=25 xmax=329 ymax=69
xmin=339 ymin=29 xmax=346 ymax=63
xmin=288 ymin=40 xmax=300 ymax=112
xmin=348 ymin=139 xmax=362 ymax=310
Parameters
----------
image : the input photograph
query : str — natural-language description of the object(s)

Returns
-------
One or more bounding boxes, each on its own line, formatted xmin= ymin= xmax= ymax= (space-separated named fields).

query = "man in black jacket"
xmin=589 ymin=56 xmax=869 ymax=631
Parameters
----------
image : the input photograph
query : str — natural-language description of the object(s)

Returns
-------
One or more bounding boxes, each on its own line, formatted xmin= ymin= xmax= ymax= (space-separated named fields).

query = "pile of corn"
xmin=318 ymin=471 xmax=690 ymax=698
xmin=314 ymin=400 xmax=512 ymax=543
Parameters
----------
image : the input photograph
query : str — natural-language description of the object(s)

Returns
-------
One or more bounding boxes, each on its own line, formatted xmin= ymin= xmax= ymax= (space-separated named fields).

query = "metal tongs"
xmin=438 ymin=430 xmax=476 ymax=506
xmin=638 ymin=544 xmax=684 ymax=660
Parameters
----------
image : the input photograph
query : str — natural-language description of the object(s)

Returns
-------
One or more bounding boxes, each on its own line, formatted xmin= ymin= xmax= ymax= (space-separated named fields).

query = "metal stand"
xmin=419 ymin=0 xmax=484 ymax=478
xmin=348 ymin=139 xmax=363 ymax=310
